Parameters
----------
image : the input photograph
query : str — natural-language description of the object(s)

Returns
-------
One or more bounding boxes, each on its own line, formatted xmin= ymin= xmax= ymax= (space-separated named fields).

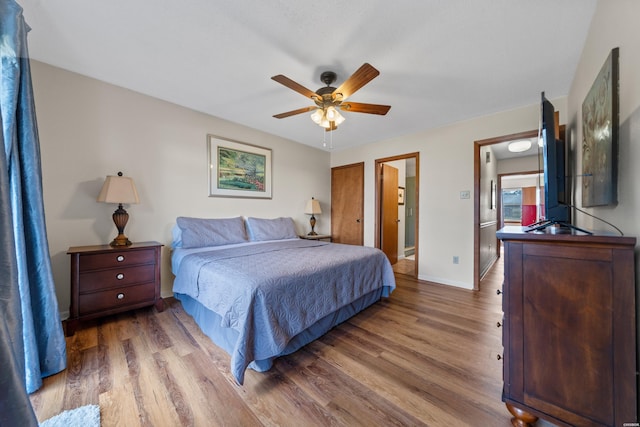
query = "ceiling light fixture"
xmin=508 ymin=140 xmax=532 ymax=153
xmin=310 ymin=106 xmax=345 ymax=129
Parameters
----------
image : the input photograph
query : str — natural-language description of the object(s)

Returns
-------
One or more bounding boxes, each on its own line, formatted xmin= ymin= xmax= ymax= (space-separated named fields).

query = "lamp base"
xmin=110 ymin=234 xmax=132 ymax=247
xmin=110 ymin=204 xmax=132 ymax=247
xmin=308 ymin=215 xmax=317 ymax=236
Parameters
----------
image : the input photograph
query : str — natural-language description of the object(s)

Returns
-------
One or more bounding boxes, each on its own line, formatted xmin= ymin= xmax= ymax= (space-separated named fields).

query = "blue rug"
xmin=40 ymin=404 xmax=100 ymax=427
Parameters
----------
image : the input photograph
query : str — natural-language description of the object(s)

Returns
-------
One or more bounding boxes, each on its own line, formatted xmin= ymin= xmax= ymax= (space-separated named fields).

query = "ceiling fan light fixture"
xmin=320 ymin=116 xmax=331 ymax=129
xmin=325 ymin=106 xmax=338 ymax=121
xmin=325 ymin=106 xmax=345 ymax=126
xmin=310 ymin=108 xmax=324 ymax=124
xmin=311 ymin=106 xmax=344 ymax=129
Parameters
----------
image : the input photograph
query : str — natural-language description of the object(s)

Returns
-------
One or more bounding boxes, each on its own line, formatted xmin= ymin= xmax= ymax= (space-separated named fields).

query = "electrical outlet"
xmin=460 ymin=190 xmax=470 ymax=199
xmin=453 ymin=256 xmax=459 ymax=264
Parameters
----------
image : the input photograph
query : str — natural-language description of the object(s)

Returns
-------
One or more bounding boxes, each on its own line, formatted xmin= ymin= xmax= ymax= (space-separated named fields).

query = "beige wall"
xmin=497 ymin=154 xmax=540 ymax=175
xmin=565 ymin=0 xmax=640 ymax=370
xmin=31 ymin=61 xmax=331 ymax=318
xmin=567 ymin=0 xmax=640 ymax=241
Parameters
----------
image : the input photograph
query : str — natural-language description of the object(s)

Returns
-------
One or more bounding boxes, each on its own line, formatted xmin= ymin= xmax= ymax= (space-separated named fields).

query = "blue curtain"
xmin=1 ymin=0 xmax=66 ymax=403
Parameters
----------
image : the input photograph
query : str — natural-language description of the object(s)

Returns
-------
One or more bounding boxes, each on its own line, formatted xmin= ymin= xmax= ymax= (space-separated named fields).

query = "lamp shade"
xmin=304 ymin=198 xmax=322 ymax=215
xmin=97 ymin=174 xmax=139 ymax=204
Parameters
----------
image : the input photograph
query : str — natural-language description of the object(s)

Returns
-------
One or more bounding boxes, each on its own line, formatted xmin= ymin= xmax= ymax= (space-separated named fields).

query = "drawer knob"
xmin=496 ymin=289 xmax=502 ymax=295
xmin=116 ymin=255 xmax=125 ymax=262
xmin=497 ymin=321 xmax=502 ymax=328
xmin=116 ymin=273 xmax=124 ymax=280
xmin=117 ymin=293 xmax=125 ymax=300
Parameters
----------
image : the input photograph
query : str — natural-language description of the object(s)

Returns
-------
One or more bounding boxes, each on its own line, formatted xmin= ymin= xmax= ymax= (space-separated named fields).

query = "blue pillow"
xmin=246 ymin=217 xmax=298 ymax=241
xmin=176 ymin=216 xmax=248 ymax=248
xmin=171 ymin=224 xmax=183 ymax=248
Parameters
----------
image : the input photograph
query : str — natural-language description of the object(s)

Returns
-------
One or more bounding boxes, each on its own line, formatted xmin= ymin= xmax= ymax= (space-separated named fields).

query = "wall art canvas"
xmin=581 ymin=47 xmax=619 ymax=207
xmin=208 ymin=135 xmax=272 ymax=198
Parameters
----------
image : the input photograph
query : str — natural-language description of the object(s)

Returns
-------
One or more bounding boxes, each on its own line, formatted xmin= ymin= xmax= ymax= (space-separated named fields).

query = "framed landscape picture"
xmin=208 ymin=135 xmax=272 ymax=198
xmin=581 ymin=47 xmax=619 ymax=207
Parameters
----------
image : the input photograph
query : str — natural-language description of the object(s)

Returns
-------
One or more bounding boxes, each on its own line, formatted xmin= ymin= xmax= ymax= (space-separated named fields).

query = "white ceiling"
xmin=18 ymin=0 xmax=596 ymax=151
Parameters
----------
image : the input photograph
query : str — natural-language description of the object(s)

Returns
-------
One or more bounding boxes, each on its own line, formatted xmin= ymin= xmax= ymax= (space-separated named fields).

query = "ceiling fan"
xmin=271 ymin=63 xmax=391 ymax=131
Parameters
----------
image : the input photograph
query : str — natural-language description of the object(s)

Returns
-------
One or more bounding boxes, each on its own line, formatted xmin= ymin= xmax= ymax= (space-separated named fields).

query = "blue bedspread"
xmin=172 ymin=239 xmax=395 ymax=383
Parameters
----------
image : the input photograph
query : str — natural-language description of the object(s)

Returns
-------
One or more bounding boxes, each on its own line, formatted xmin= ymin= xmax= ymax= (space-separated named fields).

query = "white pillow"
xmin=176 ymin=216 xmax=248 ymax=248
xmin=246 ymin=217 xmax=298 ymax=241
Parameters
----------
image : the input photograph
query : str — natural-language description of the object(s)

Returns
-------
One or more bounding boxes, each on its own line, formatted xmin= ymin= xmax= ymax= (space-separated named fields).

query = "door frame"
xmin=473 ymin=129 xmax=543 ymax=290
xmin=375 ymin=152 xmax=420 ymax=278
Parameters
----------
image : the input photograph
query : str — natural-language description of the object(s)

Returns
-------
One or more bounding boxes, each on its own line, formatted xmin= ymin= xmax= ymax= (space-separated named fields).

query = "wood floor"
xmin=392 ymin=258 xmax=415 ymax=276
xmin=30 ymin=264 xmax=518 ymax=426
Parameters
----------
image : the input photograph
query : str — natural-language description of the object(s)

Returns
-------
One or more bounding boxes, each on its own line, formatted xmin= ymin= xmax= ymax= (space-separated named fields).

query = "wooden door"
xmin=331 ymin=163 xmax=364 ymax=245
xmin=381 ymin=163 xmax=399 ymax=264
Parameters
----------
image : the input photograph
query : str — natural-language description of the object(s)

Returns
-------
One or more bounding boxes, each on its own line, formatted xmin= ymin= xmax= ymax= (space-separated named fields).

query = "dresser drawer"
xmin=79 ymin=249 xmax=156 ymax=272
xmin=79 ymin=264 xmax=156 ymax=292
xmin=78 ymin=282 xmax=156 ymax=316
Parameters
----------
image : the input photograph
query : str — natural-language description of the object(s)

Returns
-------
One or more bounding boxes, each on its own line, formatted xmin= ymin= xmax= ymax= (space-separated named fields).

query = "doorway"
xmin=474 ymin=129 xmax=538 ymax=289
xmin=375 ymin=153 xmax=419 ymax=278
xmin=474 ymin=126 xmax=566 ymax=289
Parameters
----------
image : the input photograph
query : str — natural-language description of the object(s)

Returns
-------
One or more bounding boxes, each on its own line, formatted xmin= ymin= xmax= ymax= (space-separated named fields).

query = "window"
xmin=502 ymin=188 xmax=522 ymax=222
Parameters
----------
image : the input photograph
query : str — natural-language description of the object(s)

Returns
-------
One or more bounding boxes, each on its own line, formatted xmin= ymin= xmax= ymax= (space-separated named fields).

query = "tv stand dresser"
xmin=496 ymin=226 xmax=637 ymax=427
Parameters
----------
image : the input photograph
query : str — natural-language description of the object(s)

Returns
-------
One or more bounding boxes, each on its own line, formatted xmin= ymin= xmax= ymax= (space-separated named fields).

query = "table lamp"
xmin=304 ymin=197 xmax=322 ymax=236
xmin=97 ymin=172 xmax=139 ymax=246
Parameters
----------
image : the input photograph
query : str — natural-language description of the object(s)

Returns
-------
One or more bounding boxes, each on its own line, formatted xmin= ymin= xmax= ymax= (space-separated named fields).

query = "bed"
xmin=171 ymin=216 xmax=396 ymax=384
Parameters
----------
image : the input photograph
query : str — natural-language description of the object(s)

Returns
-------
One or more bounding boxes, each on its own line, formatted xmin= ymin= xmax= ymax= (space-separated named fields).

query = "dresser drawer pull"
xmin=116 ymin=273 xmax=124 ymax=280
xmin=117 ymin=293 xmax=125 ymax=300
xmin=497 ymin=321 xmax=502 ymax=328
xmin=116 ymin=255 xmax=125 ymax=262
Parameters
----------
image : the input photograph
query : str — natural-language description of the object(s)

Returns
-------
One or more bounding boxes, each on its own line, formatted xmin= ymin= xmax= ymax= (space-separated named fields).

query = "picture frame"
xmin=208 ymin=135 xmax=272 ymax=198
xmin=398 ymin=186 xmax=405 ymax=205
xmin=581 ymin=47 xmax=619 ymax=207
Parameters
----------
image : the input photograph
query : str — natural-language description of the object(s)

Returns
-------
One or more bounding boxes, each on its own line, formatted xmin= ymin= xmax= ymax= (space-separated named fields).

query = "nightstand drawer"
xmin=78 ymin=282 xmax=156 ymax=316
xmin=79 ymin=264 xmax=156 ymax=292
xmin=79 ymin=249 xmax=155 ymax=272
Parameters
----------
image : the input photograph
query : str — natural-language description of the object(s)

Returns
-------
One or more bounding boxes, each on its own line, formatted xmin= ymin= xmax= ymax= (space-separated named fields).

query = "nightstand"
xmin=66 ymin=241 xmax=163 ymax=336
xmin=299 ymin=234 xmax=332 ymax=242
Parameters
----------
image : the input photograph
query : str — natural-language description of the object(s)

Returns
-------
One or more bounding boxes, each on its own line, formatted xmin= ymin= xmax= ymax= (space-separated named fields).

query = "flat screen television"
xmin=540 ymin=92 xmax=569 ymax=224
xmin=527 ymin=93 xmax=590 ymax=234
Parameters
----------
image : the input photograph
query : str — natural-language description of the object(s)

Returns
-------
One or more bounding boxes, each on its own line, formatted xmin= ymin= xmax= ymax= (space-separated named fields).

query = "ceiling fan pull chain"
xmin=329 ymin=126 xmax=333 ymax=149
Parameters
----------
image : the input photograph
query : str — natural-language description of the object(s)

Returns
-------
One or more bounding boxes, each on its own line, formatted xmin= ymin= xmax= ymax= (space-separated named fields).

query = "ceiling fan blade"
xmin=340 ymin=102 xmax=391 ymax=115
xmin=273 ymin=106 xmax=317 ymax=119
xmin=333 ymin=63 xmax=380 ymax=101
xmin=271 ymin=75 xmax=319 ymax=100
